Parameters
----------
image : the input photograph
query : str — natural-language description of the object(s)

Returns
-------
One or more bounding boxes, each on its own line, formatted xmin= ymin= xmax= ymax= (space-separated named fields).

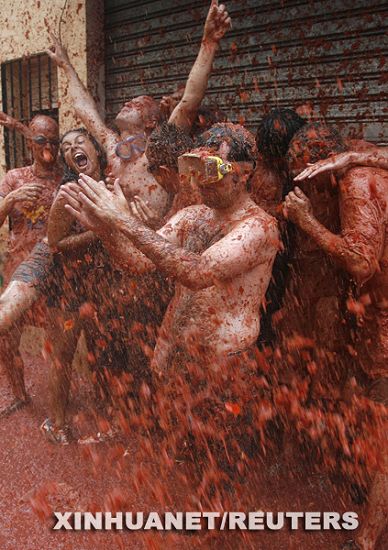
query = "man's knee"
xmin=0 ymin=282 xmax=33 ymax=333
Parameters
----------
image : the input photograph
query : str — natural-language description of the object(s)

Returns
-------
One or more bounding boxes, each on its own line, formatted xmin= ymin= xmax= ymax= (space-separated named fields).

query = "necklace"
xmin=115 ymin=134 xmax=146 ymax=160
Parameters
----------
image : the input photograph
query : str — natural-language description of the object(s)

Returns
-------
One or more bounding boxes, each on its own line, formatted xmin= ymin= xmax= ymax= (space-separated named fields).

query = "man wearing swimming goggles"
xmin=62 ymin=122 xmax=279 ymax=372
xmin=61 ymin=122 xmax=279 ymax=479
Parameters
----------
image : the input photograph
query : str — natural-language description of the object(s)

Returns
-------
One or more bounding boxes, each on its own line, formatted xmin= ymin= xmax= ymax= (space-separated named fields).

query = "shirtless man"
xmin=285 ymin=132 xmax=388 ymax=550
xmin=0 ymin=115 xmax=61 ymax=414
xmin=46 ymin=0 xmax=231 ymax=225
xmin=0 ymin=113 xmax=41 ymax=333
xmin=62 ymin=123 xmax=276 ymax=360
xmin=61 ymin=123 xmax=279 ymax=470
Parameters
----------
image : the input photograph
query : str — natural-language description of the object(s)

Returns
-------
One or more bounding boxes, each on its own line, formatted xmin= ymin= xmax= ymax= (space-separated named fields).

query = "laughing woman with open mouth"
xmin=42 ymin=127 xmax=123 ymax=444
xmin=0 ymin=128 xmax=112 ymax=443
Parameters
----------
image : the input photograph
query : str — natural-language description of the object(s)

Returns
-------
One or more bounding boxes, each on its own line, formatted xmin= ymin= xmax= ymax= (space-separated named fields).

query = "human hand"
xmin=0 ymin=112 xmax=32 ymax=139
xmin=62 ymin=175 xmax=131 ymax=234
xmin=0 ymin=112 xmax=16 ymax=129
xmin=8 ymin=183 xmax=44 ymax=207
xmin=46 ymin=32 xmax=71 ymax=68
xmin=160 ymin=95 xmax=179 ymax=119
xmin=283 ymin=186 xmax=313 ymax=225
xmin=160 ymin=87 xmax=184 ymax=119
xmin=129 ymin=195 xmax=160 ymax=229
xmin=203 ymin=0 xmax=231 ymax=44
xmin=58 ymin=182 xmax=95 ymax=229
xmin=294 ymin=152 xmax=353 ymax=181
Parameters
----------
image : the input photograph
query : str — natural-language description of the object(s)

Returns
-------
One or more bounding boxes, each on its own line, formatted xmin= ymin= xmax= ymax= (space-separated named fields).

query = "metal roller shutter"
xmin=104 ymin=0 xmax=387 ymax=143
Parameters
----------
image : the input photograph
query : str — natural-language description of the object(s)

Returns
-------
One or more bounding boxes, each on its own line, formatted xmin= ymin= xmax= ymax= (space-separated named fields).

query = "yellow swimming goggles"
xmin=177 ymin=153 xmax=233 ymax=185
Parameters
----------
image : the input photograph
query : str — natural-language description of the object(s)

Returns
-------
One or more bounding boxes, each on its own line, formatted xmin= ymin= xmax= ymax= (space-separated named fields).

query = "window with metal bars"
xmin=1 ymin=53 xmax=58 ymax=170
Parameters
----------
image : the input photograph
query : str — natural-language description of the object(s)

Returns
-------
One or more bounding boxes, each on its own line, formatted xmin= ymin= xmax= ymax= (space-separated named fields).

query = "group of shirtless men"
xmin=0 ymin=2 xmax=386 ymax=548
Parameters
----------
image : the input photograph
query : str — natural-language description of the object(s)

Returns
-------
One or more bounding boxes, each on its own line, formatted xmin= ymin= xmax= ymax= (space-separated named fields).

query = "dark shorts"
xmin=8 ymin=240 xmax=99 ymax=312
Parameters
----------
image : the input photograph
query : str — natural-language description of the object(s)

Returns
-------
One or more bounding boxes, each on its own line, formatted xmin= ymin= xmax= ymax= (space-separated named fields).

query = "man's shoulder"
xmin=8 ymin=165 xmax=32 ymax=177
xmin=0 ymin=166 xmax=32 ymax=191
xmin=182 ymin=204 xmax=211 ymax=215
xmin=242 ymin=202 xmax=278 ymax=231
xmin=236 ymin=206 xmax=280 ymax=254
xmin=2 ymin=165 xmax=31 ymax=181
xmin=170 ymin=204 xmax=211 ymax=222
xmin=341 ymin=167 xmax=388 ymax=214
xmin=345 ymin=138 xmax=377 ymax=152
xmin=343 ymin=165 xmax=388 ymax=190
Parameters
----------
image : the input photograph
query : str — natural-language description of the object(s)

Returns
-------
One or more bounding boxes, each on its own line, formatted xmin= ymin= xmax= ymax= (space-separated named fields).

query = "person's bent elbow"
xmin=177 ymin=270 xmax=214 ymax=291
xmin=348 ymin=259 xmax=375 ymax=286
xmin=181 ymin=278 xmax=209 ymax=291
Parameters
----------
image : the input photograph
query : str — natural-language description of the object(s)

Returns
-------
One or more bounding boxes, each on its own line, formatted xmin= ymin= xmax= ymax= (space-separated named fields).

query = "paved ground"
xmin=0 ymin=346 xmax=384 ymax=550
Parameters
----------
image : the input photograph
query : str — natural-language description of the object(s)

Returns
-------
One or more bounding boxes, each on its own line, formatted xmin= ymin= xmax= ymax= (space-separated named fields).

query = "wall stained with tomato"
xmin=104 ymin=0 xmax=387 ymax=144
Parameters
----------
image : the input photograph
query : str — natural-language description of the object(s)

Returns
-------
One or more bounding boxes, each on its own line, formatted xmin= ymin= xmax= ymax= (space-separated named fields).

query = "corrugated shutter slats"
xmin=104 ymin=0 xmax=387 ymax=143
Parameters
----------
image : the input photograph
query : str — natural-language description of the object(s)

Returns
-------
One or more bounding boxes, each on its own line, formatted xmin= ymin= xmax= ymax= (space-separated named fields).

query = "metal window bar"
xmin=27 ymin=57 xmax=32 ymax=116
xmin=37 ymin=54 xmax=42 ymax=110
xmin=1 ymin=53 xmax=58 ymax=170
xmin=48 ymin=56 xmax=52 ymax=106
xmin=9 ymin=62 xmax=16 ymax=168
xmin=1 ymin=64 xmax=10 ymax=169
xmin=18 ymin=59 xmax=25 ymax=160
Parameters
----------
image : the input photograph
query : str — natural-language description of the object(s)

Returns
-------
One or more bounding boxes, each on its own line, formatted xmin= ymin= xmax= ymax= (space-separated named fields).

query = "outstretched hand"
xmin=46 ymin=32 xmax=71 ymax=68
xmin=62 ymin=175 xmax=132 ymax=235
xmin=283 ymin=186 xmax=313 ymax=226
xmin=294 ymin=152 xmax=352 ymax=181
xmin=203 ymin=0 xmax=231 ymax=43
xmin=130 ymin=196 xmax=160 ymax=229
xmin=0 ymin=112 xmax=32 ymax=138
xmin=0 ymin=112 xmax=16 ymax=129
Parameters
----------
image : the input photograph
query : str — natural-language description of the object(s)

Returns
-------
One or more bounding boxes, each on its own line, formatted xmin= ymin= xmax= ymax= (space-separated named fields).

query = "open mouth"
xmin=74 ymin=152 xmax=88 ymax=168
